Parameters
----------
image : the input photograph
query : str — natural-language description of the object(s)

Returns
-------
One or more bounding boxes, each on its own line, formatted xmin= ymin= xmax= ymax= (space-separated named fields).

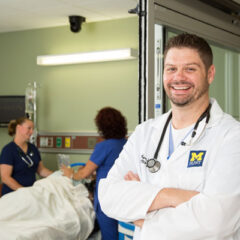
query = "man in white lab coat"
xmin=98 ymin=33 xmax=240 ymax=240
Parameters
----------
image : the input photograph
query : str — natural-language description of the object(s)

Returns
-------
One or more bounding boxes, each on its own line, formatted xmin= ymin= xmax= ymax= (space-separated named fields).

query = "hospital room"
xmin=0 ymin=0 xmax=239 ymax=240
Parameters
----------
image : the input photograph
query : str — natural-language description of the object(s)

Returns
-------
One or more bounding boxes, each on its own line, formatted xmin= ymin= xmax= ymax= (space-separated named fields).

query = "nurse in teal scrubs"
xmin=62 ymin=107 xmax=127 ymax=240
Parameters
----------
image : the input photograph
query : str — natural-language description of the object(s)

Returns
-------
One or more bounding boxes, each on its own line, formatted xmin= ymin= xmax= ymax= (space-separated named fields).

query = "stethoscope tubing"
xmin=17 ymin=145 xmax=34 ymax=168
xmin=21 ymin=155 xmax=34 ymax=167
xmin=154 ymin=112 xmax=172 ymax=159
xmin=149 ymin=103 xmax=212 ymax=172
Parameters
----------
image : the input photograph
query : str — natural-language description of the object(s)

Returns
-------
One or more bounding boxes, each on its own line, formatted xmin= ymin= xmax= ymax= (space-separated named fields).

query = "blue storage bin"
xmin=118 ymin=221 xmax=135 ymax=240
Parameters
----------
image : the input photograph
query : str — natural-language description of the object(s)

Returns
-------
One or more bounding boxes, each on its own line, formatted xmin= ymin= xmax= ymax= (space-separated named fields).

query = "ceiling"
xmin=0 ymin=0 xmax=138 ymax=33
xmin=0 ymin=0 xmax=239 ymax=34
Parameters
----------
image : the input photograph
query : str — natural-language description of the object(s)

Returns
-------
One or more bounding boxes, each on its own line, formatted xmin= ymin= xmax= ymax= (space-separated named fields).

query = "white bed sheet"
xmin=0 ymin=175 xmax=95 ymax=240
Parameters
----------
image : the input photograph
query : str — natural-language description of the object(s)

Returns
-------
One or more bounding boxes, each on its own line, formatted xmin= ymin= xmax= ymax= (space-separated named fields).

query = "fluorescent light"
xmin=37 ymin=48 xmax=138 ymax=66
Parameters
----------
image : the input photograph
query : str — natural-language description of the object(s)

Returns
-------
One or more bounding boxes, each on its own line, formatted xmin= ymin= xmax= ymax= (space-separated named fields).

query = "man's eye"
xmin=166 ymin=67 xmax=176 ymax=72
xmin=186 ymin=67 xmax=196 ymax=72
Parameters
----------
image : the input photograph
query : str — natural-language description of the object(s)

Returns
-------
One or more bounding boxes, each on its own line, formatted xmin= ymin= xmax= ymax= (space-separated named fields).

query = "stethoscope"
xmin=141 ymin=103 xmax=212 ymax=173
xmin=17 ymin=146 xmax=34 ymax=168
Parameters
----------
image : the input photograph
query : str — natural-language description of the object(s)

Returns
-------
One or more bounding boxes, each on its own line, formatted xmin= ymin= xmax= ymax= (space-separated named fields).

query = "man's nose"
xmin=173 ymin=68 xmax=185 ymax=80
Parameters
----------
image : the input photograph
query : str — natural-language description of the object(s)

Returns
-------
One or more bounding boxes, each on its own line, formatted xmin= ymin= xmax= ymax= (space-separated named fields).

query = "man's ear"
xmin=208 ymin=64 xmax=215 ymax=84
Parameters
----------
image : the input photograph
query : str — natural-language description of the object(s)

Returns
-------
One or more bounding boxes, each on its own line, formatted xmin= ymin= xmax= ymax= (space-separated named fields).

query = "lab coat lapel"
xmin=151 ymin=111 xmax=171 ymax=145
xmin=167 ymin=141 xmax=191 ymax=165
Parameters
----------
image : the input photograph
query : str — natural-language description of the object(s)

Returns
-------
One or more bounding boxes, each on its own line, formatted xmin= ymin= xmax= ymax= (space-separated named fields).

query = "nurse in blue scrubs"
xmin=62 ymin=107 xmax=127 ymax=240
xmin=0 ymin=117 xmax=52 ymax=196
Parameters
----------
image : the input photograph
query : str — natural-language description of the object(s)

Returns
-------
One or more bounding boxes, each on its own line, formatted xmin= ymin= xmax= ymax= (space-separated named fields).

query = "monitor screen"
xmin=0 ymin=96 xmax=25 ymax=127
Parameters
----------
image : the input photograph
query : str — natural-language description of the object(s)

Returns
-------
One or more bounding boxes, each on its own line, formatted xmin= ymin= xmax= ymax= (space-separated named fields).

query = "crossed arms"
xmin=124 ymin=171 xmax=199 ymax=228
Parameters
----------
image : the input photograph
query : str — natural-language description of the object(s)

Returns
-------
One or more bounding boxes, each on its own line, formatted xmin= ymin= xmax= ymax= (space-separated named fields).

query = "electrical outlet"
xmin=40 ymin=137 xmax=48 ymax=147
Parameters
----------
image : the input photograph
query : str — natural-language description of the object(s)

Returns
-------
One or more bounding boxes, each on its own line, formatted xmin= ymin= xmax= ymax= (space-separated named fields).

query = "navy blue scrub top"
xmin=0 ymin=141 xmax=41 ymax=196
xmin=90 ymin=138 xmax=127 ymax=211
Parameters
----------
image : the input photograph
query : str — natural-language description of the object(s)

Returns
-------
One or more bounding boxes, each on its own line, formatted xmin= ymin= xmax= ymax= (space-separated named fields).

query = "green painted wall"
xmin=0 ymin=17 xmax=139 ymax=171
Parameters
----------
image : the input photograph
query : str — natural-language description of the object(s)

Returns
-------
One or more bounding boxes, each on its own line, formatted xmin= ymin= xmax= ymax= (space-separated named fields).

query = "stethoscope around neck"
xmin=17 ymin=145 xmax=34 ymax=168
xmin=141 ymin=103 xmax=212 ymax=173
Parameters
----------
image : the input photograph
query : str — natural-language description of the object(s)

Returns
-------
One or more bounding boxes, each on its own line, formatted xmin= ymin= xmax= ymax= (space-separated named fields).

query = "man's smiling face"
xmin=163 ymin=47 xmax=214 ymax=107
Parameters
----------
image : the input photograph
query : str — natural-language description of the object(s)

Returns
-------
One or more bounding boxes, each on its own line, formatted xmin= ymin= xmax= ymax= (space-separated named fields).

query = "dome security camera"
xmin=69 ymin=15 xmax=86 ymax=33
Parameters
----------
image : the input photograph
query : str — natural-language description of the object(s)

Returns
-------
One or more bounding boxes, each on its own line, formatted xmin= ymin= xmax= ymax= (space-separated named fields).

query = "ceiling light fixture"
xmin=37 ymin=48 xmax=138 ymax=66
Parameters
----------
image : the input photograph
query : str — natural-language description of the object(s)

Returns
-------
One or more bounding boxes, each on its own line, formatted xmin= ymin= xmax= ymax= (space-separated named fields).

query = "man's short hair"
xmin=164 ymin=33 xmax=213 ymax=70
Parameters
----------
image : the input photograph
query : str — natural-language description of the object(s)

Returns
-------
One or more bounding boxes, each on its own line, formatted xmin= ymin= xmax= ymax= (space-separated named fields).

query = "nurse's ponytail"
xmin=8 ymin=117 xmax=30 ymax=136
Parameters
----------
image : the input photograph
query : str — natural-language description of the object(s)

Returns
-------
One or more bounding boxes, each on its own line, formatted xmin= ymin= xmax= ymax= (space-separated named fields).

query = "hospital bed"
xmin=0 ymin=162 xmax=100 ymax=240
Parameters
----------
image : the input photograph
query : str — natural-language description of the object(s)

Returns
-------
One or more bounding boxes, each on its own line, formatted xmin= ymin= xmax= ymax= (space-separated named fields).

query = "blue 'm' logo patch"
xmin=187 ymin=151 xmax=206 ymax=168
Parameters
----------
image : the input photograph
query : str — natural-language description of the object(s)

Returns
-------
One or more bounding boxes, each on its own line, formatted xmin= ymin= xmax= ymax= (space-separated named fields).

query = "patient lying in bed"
xmin=0 ymin=172 xmax=95 ymax=240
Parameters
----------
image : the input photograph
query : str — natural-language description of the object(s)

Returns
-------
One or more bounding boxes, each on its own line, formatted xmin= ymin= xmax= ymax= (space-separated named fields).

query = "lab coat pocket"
xmin=179 ymin=170 xmax=204 ymax=191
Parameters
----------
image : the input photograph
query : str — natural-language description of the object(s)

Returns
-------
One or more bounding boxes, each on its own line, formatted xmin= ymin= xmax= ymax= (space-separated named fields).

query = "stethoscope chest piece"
xmin=141 ymin=155 xmax=161 ymax=173
xmin=148 ymin=159 xmax=161 ymax=173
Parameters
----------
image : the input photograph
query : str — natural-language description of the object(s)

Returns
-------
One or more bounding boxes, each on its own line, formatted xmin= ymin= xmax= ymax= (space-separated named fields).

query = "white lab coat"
xmin=99 ymin=99 xmax=240 ymax=240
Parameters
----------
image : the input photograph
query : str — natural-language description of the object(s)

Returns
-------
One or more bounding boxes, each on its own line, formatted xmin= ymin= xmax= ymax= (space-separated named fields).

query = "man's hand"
xmin=134 ymin=219 xmax=144 ymax=228
xmin=124 ymin=171 xmax=140 ymax=181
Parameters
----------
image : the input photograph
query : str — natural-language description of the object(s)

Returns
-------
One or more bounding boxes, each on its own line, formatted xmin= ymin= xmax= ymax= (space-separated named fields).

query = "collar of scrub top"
xmin=17 ymin=144 xmax=34 ymax=168
xmin=167 ymin=122 xmax=194 ymax=159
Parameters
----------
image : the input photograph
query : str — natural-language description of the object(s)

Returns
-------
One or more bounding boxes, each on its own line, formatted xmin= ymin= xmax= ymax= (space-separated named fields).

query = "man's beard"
xmin=166 ymin=79 xmax=209 ymax=107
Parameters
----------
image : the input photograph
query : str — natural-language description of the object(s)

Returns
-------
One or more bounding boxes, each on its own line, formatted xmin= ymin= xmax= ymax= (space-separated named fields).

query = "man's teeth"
xmin=173 ymin=86 xmax=189 ymax=90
